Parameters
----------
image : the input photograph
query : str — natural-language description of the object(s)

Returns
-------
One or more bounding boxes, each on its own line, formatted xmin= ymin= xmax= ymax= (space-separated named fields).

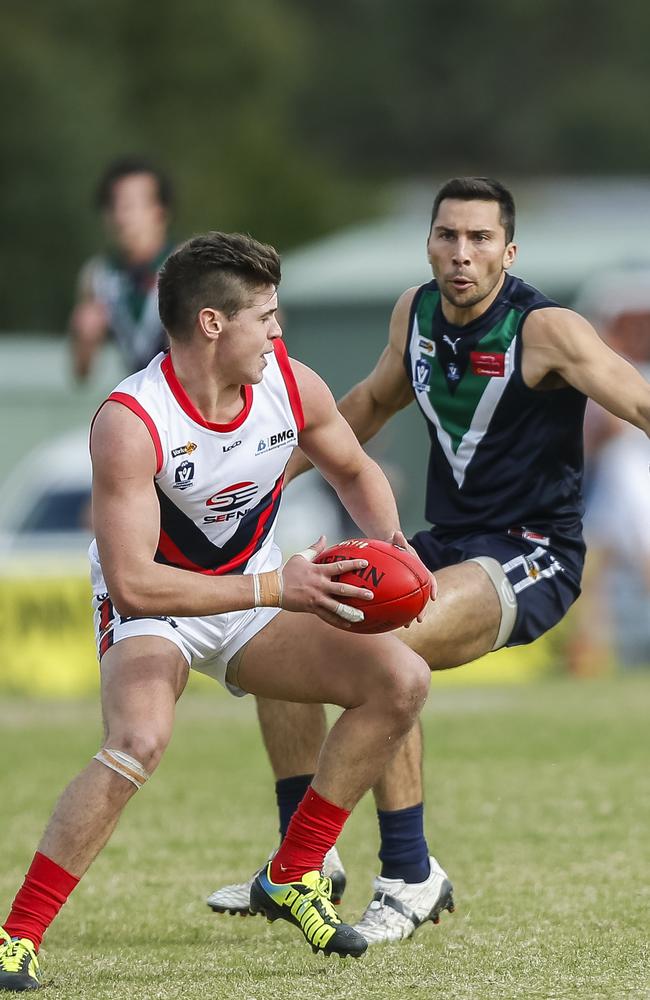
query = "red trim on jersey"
xmin=93 ymin=393 xmax=164 ymax=474
xmin=156 ymin=473 xmax=285 ymax=575
xmin=273 ymin=339 xmax=305 ymax=432
xmin=161 ymin=353 xmax=253 ymax=432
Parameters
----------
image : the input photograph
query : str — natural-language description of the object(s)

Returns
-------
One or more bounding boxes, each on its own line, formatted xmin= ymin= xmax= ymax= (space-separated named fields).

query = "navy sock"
xmin=275 ymin=774 xmax=314 ymax=838
xmin=377 ymin=803 xmax=431 ymax=883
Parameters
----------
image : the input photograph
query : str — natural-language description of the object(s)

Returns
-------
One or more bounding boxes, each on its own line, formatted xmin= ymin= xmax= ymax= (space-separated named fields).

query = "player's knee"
xmin=380 ymin=652 xmax=430 ymax=730
xmin=100 ymin=729 xmax=170 ymax=778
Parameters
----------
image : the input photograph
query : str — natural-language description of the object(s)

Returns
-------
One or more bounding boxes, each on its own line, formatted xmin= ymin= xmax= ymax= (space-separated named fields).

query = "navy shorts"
xmin=409 ymin=525 xmax=585 ymax=647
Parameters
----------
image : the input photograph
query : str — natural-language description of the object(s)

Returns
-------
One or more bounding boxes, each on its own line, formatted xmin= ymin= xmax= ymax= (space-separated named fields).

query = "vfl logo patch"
xmin=173 ymin=460 xmax=195 ymax=490
xmin=171 ymin=441 xmax=197 ymax=458
xmin=413 ymin=357 xmax=432 ymax=392
xmin=206 ymin=481 xmax=258 ymax=511
xmin=446 ymin=362 xmax=460 ymax=383
xmin=255 ymin=428 xmax=296 ymax=454
xmin=470 ymin=351 xmax=505 ymax=377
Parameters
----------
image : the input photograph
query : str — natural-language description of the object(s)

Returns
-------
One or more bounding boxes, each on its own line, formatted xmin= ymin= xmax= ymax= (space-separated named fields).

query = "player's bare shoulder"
xmin=388 ymin=286 xmax=420 ymax=354
xmin=90 ymin=400 xmax=158 ymax=479
xmin=520 ymin=306 xmax=589 ymax=389
xmin=287 ymin=357 xmax=337 ymax=429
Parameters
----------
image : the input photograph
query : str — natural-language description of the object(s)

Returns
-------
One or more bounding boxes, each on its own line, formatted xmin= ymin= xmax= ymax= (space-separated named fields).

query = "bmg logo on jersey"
xmin=204 ymin=481 xmax=258 ymax=523
xmin=173 ymin=460 xmax=195 ymax=490
xmin=256 ymin=427 xmax=295 ymax=455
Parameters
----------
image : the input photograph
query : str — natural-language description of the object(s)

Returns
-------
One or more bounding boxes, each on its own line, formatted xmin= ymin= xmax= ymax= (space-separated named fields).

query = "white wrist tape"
xmin=94 ymin=748 xmax=151 ymax=789
xmin=252 ymin=569 xmax=284 ymax=607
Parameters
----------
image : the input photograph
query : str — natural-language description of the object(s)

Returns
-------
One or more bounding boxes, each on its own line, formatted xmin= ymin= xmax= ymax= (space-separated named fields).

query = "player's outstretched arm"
xmin=285 ymin=287 xmax=417 ymax=483
xmin=523 ymin=308 xmax=650 ymax=435
xmin=291 ymin=359 xmax=405 ymax=542
xmin=91 ymin=401 xmax=372 ymax=624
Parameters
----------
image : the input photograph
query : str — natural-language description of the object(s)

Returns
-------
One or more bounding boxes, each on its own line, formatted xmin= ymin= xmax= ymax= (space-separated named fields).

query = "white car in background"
xmin=0 ymin=428 xmax=93 ymax=569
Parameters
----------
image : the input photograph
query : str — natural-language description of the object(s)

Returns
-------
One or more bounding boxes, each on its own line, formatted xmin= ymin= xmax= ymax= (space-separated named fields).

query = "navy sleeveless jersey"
xmin=403 ymin=274 xmax=587 ymax=537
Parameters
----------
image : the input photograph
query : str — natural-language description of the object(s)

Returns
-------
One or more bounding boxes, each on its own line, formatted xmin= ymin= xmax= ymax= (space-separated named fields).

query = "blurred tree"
xmin=0 ymin=0 xmax=377 ymax=330
xmin=1 ymin=0 xmax=650 ymax=330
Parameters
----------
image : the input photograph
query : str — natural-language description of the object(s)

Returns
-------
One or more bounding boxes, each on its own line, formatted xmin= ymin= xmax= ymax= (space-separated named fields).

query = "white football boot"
xmin=353 ymin=856 xmax=454 ymax=944
xmin=207 ymin=845 xmax=347 ymax=915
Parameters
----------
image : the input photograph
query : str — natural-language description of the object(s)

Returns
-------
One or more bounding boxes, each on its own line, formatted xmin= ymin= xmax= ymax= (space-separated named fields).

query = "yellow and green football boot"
xmin=250 ymin=864 xmax=367 ymax=958
xmin=0 ymin=928 xmax=40 ymax=991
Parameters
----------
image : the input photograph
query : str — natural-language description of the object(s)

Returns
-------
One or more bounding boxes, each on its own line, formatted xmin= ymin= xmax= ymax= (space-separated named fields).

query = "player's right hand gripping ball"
xmin=315 ymin=538 xmax=431 ymax=634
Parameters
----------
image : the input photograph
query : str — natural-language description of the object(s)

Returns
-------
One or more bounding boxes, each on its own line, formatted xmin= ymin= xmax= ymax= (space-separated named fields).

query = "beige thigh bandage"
xmin=467 ymin=556 xmax=517 ymax=650
xmin=94 ymin=748 xmax=151 ymax=789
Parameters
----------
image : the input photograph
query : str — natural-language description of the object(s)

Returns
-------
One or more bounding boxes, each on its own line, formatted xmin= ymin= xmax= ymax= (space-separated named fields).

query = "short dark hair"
xmin=95 ymin=156 xmax=174 ymax=211
xmin=158 ymin=232 xmax=282 ymax=340
xmin=431 ymin=177 xmax=515 ymax=243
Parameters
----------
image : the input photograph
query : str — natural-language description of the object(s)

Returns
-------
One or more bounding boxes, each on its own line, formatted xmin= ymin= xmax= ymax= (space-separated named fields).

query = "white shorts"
xmin=90 ymin=547 xmax=282 ymax=697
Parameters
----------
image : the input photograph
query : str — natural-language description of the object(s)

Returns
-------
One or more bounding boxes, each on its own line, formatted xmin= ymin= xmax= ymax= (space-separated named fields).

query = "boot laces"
xmin=0 ymin=926 xmax=37 ymax=973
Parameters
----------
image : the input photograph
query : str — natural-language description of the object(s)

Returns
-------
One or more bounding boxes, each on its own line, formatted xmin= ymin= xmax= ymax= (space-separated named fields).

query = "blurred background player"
xmin=69 ymin=156 xmax=175 ymax=381
xmin=573 ymin=270 xmax=650 ymax=670
xmin=207 ymin=177 xmax=650 ymax=944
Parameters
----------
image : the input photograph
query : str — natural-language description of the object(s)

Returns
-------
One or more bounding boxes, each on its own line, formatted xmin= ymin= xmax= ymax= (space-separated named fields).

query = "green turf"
xmin=1 ymin=677 xmax=648 ymax=1000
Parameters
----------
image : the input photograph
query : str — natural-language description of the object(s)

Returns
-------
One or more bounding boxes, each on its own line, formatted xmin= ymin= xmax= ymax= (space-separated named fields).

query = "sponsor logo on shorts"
xmin=173 ymin=460 xmax=195 ymax=490
xmin=119 ymin=614 xmax=178 ymax=627
xmin=171 ymin=441 xmax=198 ymax=457
xmin=255 ymin=428 xmax=295 ymax=454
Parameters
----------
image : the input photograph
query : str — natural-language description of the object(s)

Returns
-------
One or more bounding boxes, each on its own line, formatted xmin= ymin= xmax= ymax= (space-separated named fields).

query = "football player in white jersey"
xmin=0 ymin=232 xmax=435 ymax=990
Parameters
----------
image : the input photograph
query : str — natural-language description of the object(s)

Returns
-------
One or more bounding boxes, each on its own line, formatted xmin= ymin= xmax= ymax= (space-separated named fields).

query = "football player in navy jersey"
xmin=208 ymin=177 xmax=650 ymax=944
xmin=0 ymin=232 xmax=437 ymax=988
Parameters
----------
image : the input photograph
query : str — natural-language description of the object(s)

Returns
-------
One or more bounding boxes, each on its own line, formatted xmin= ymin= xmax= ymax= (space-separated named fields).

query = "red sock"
xmin=270 ymin=786 xmax=349 ymax=884
xmin=3 ymin=852 xmax=79 ymax=950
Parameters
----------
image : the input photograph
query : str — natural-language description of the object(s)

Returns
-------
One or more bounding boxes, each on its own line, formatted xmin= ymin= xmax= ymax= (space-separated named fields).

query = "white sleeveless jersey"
xmin=89 ymin=340 xmax=304 ymax=578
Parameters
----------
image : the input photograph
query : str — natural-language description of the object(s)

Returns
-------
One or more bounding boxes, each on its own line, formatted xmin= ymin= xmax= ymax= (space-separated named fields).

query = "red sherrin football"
xmin=314 ymin=538 xmax=431 ymax=634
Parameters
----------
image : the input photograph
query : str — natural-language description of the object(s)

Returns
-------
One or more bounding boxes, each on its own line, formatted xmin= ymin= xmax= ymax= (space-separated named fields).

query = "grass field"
xmin=1 ymin=676 xmax=648 ymax=1000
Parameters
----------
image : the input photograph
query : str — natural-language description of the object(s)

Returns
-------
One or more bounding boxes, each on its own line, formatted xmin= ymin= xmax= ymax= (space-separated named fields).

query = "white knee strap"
xmin=467 ymin=556 xmax=518 ymax=650
xmin=94 ymin=748 xmax=151 ymax=789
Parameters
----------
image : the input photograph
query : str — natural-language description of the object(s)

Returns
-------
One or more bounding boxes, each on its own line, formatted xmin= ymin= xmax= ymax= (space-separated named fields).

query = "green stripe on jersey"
xmin=412 ymin=289 xmax=522 ymax=485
